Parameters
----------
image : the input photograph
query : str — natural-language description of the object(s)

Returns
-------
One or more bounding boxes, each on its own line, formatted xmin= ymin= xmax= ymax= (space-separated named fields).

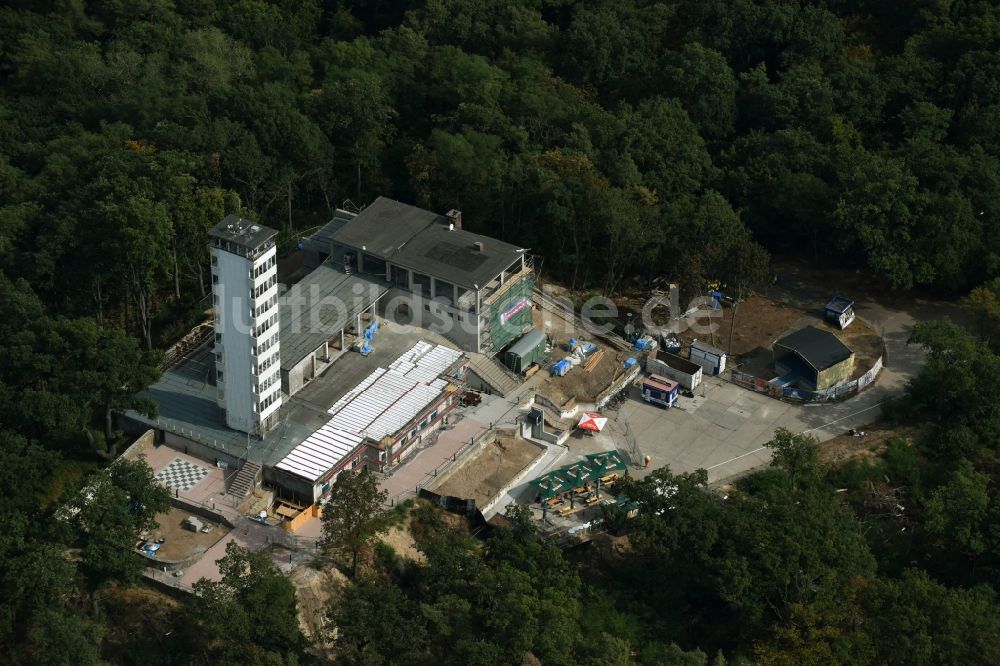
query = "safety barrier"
xmin=730 ymin=355 xmax=883 ymax=403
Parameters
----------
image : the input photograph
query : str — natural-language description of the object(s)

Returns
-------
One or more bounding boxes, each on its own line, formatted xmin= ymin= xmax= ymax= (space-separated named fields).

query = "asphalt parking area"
xmin=617 ymin=376 xmax=796 ymax=482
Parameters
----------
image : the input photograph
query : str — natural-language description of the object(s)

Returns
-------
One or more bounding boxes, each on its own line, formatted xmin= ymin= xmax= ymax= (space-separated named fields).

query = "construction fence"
xmin=730 ymin=356 xmax=883 ymax=403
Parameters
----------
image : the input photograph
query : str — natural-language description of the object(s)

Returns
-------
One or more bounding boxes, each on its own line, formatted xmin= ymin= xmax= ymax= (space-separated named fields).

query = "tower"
xmin=209 ymin=215 xmax=282 ymax=436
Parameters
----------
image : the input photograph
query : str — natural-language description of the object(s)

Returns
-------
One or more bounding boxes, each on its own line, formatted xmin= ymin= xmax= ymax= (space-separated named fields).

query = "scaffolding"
xmin=480 ymin=268 xmax=535 ymax=355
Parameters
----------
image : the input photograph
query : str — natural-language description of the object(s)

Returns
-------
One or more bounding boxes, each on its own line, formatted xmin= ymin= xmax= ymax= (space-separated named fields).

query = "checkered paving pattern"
xmin=155 ymin=458 xmax=210 ymax=492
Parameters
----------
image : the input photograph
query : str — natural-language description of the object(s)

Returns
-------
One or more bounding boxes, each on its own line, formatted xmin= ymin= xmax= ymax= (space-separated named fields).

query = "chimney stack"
xmin=446 ymin=209 xmax=462 ymax=230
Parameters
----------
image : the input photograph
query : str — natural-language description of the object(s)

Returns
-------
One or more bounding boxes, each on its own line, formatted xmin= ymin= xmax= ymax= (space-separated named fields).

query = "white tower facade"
xmin=209 ymin=215 xmax=282 ymax=436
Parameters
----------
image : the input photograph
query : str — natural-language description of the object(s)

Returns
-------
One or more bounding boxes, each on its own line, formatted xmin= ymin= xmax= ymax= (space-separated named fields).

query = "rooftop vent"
xmin=473 ymin=241 xmax=485 ymax=253
xmin=446 ymin=209 xmax=462 ymax=230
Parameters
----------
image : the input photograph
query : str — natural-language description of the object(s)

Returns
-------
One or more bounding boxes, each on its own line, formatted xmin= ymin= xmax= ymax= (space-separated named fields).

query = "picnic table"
xmin=545 ymin=497 xmax=563 ymax=507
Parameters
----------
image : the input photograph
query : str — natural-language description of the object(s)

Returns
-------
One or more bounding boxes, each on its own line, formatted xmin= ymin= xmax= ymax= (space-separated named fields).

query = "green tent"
xmin=530 ymin=471 xmax=569 ymax=499
xmin=584 ymin=451 xmax=627 ymax=478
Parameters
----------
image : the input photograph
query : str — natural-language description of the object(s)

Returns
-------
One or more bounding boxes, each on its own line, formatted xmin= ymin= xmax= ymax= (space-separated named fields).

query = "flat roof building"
xmin=318 ymin=197 xmax=535 ymax=356
xmin=272 ymin=341 xmax=465 ymax=502
xmin=278 ymin=263 xmax=389 ymax=397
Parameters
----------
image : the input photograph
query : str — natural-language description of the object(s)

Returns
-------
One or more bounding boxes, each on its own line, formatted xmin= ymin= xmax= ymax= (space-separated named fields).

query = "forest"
xmin=2 ymin=0 xmax=1000 ymax=663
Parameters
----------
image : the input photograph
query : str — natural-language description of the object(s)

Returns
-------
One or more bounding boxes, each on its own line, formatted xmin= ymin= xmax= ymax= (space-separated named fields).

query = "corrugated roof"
xmin=273 ymin=341 xmax=463 ymax=483
xmin=274 ymin=426 xmax=364 ymax=481
xmin=775 ymin=325 xmax=853 ymax=371
xmin=326 ymin=341 xmax=462 ymax=440
xmin=691 ymin=340 xmax=725 ymax=357
xmin=278 ymin=264 xmax=389 ymax=371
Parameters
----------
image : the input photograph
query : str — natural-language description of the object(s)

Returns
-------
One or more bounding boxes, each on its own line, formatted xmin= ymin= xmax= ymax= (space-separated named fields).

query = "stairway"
xmin=228 ymin=461 xmax=261 ymax=499
xmin=468 ymin=352 xmax=521 ymax=397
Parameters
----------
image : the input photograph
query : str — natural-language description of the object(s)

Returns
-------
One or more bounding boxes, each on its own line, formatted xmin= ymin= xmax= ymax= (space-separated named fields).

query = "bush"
xmin=828 ymin=457 xmax=884 ymax=491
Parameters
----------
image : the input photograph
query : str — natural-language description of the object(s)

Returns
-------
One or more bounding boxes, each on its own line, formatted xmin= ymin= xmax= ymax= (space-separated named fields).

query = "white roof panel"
xmin=276 ymin=341 xmax=464 ymax=484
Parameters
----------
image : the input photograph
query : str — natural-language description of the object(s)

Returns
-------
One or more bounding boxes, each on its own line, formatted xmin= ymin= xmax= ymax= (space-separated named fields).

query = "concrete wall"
xmin=816 ymin=354 xmax=856 ymax=390
xmin=282 ymin=353 xmax=314 ymax=398
xmin=120 ymin=429 xmax=156 ymax=462
xmin=163 ymin=430 xmax=242 ymax=471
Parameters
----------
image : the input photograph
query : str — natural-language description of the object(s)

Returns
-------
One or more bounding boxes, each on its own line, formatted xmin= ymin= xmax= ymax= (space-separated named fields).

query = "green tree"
xmin=925 ymin=460 xmax=992 ymax=569
xmin=766 ymin=429 xmax=821 ymax=491
xmin=73 ymin=458 xmax=169 ymax=585
xmin=328 ymin=574 xmax=427 ymax=664
xmin=321 ymin=470 xmax=390 ymax=576
xmin=188 ymin=541 xmax=306 ymax=661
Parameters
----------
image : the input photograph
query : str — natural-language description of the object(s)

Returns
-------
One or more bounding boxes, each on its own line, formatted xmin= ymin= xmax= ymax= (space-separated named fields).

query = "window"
xmin=217 ymin=371 xmax=223 ymax=381
xmin=212 ymin=274 xmax=219 ymax=284
xmin=215 ymin=333 xmax=222 ymax=343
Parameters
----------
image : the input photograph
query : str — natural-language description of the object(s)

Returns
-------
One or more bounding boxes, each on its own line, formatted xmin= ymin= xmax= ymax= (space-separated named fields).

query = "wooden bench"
xmin=545 ymin=497 xmax=562 ymax=507
xmin=585 ymin=496 xmax=601 ymax=506
xmin=599 ymin=473 xmax=619 ymax=485
xmin=557 ymin=506 xmax=574 ymax=516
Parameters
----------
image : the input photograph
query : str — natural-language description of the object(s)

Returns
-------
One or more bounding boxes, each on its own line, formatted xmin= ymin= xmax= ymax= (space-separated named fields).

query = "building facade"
xmin=209 ymin=215 xmax=283 ymax=436
xmin=327 ymin=197 xmax=534 ymax=356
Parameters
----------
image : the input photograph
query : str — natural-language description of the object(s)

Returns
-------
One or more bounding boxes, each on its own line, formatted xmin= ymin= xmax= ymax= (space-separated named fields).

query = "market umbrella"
xmin=585 ymin=451 xmax=627 ymax=492
xmin=577 ymin=411 xmax=608 ymax=432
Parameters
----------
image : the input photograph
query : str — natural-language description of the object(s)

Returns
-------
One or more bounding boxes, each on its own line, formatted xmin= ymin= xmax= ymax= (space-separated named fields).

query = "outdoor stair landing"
xmin=228 ymin=461 xmax=261 ymax=499
xmin=468 ymin=352 xmax=521 ymax=397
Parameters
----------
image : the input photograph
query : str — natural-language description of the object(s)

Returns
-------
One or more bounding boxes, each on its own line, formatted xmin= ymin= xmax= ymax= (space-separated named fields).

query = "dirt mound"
xmin=289 ymin=564 xmax=349 ymax=641
xmin=379 ymin=524 xmax=426 ymax=563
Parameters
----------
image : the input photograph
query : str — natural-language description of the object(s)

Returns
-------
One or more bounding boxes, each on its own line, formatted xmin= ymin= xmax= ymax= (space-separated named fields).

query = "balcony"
xmin=481 ymin=262 xmax=534 ymax=305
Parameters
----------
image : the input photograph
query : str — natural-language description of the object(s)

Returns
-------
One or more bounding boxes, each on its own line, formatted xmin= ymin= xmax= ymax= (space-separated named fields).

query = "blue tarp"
xmin=551 ymin=359 xmax=572 ymax=376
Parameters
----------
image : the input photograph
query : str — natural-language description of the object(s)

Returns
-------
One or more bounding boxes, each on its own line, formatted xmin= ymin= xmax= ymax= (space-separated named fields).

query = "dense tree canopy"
xmin=2 ymin=0 xmax=1000 ymax=662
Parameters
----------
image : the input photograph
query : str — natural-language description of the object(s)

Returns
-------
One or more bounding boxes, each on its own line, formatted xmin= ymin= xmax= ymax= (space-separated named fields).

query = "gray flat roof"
xmin=332 ymin=196 xmax=444 ymax=257
xmin=127 ymin=322 xmax=456 ymax=468
xmin=279 ymin=264 xmax=390 ymax=371
xmin=209 ymin=214 xmax=278 ymax=250
xmin=126 ymin=345 xmax=323 ymax=466
xmin=691 ymin=340 xmax=725 ymax=357
xmin=302 ymin=209 xmax=356 ymax=255
xmin=775 ymin=325 xmax=853 ymax=371
xmin=332 ymin=197 xmax=526 ymax=288
xmin=393 ymin=223 xmax=525 ymax=289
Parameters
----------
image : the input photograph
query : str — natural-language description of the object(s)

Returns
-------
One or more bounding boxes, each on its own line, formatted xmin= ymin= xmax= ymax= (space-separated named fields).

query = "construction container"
xmin=504 ymin=329 xmax=547 ymax=374
xmin=642 ymin=374 xmax=679 ymax=408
